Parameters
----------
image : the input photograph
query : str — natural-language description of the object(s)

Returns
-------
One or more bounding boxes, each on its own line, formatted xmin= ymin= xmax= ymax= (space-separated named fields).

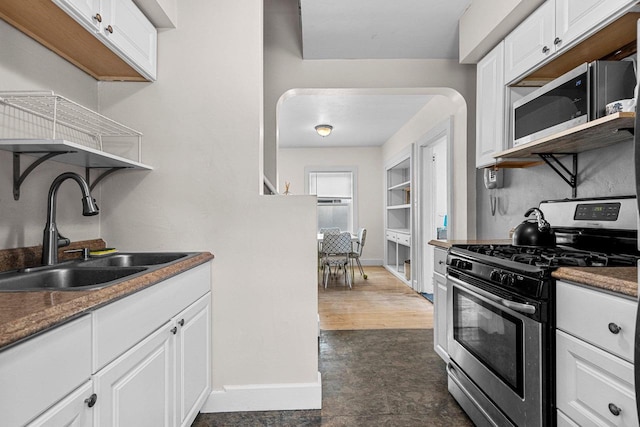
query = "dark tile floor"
xmin=193 ymin=329 xmax=473 ymax=426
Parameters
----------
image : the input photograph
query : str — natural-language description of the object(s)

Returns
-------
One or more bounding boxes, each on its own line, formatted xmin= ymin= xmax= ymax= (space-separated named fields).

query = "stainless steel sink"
xmin=79 ymin=252 xmax=190 ymax=267
xmin=0 ymin=267 xmax=147 ymax=292
xmin=0 ymin=251 xmax=197 ymax=292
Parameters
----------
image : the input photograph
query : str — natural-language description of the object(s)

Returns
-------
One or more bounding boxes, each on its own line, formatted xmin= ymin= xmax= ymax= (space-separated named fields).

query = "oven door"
xmin=447 ymin=274 xmax=542 ymax=427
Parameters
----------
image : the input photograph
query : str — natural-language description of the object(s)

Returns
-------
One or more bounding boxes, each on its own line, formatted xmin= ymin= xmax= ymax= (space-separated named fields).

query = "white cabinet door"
xmin=175 ymin=293 xmax=212 ymax=427
xmin=27 ymin=381 xmax=94 ymax=427
xmin=52 ymin=0 xmax=101 ymax=32
xmin=476 ymin=41 xmax=505 ymax=168
xmin=433 ymin=271 xmax=448 ymax=362
xmin=555 ymin=0 xmax=635 ymax=50
xmin=504 ymin=0 xmax=555 ymax=84
xmin=556 ymin=330 xmax=637 ymax=427
xmin=100 ymin=0 xmax=157 ymax=80
xmin=94 ymin=321 xmax=175 ymax=427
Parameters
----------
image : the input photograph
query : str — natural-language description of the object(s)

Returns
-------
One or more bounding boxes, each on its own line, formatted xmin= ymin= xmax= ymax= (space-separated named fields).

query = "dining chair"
xmin=320 ymin=232 xmax=352 ymax=289
xmin=318 ymin=227 xmax=341 ymax=265
xmin=350 ymin=228 xmax=367 ymax=280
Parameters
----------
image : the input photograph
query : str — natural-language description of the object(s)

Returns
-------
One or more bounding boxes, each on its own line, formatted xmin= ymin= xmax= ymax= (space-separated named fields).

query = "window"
xmin=307 ymin=168 xmax=357 ymax=233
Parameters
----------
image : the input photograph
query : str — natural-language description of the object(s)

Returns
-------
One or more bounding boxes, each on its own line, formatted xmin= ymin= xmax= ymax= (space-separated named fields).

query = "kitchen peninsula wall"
xmin=475 ymin=138 xmax=635 ymax=239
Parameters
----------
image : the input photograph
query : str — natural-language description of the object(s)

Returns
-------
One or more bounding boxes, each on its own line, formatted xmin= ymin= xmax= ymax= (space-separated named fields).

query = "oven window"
xmin=453 ymin=287 xmax=524 ymax=396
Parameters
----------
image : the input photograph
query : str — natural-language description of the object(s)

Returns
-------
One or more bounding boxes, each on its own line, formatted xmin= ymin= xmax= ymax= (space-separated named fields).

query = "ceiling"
xmin=300 ymin=0 xmax=471 ymax=60
xmin=278 ymin=91 xmax=433 ymax=148
xmin=278 ymin=1 xmax=470 ymax=149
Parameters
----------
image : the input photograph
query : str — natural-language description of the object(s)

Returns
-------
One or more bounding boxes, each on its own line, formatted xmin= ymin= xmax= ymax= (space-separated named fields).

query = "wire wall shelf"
xmin=0 ymin=91 xmax=152 ymax=200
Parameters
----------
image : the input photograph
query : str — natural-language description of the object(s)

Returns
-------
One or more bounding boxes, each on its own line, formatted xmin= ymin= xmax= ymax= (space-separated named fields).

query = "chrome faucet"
xmin=42 ymin=172 xmax=99 ymax=265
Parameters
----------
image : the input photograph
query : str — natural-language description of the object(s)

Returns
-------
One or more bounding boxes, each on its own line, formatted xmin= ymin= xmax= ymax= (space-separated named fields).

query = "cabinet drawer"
xmin=556 ymin=330 xmax=637 ymax=427
xmin=0 ymin=315 xmax=91 ymax=427
xmin=557 ymin=410 xmax=580 ymax=427
xmin=386 ymin=231 xmax=397 ymax=241
xmin=434 ymin=247 xmax=447 ymax=276
xmin=397 ymin=233 xmax=410 ymax=247
xmin=93 ymin=262 xmax=211 ymax=371
xmin=556 ymin=280 xmax=636 ymax=362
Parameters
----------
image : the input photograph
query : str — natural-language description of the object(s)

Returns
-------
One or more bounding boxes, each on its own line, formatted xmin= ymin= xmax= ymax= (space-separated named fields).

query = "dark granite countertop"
xmin=0 ymin=240 xmax=214 ymax=350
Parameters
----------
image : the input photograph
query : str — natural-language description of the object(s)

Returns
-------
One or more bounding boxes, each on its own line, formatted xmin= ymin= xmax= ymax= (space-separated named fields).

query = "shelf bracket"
xmin=13 ymin=152 xmax=72 ymax=200
xmin=86 ymin=167 xmax=128 ymax=191
xmin=537 ymin=153 xmax=578 ymax=198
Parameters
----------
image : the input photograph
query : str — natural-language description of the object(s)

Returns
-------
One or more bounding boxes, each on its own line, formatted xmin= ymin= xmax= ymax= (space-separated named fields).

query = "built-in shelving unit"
xmin=0 ymin=91 xmax=152 ymax=199
xmin=385 ymin=155 xmax=412 ymax=285
xmin=491 ymin=112 xmax=635 ymax=197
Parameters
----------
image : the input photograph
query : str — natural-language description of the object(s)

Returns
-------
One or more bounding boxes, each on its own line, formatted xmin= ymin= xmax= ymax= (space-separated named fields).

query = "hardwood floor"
xmin=318 ymin=265 xmax=434 ymax=330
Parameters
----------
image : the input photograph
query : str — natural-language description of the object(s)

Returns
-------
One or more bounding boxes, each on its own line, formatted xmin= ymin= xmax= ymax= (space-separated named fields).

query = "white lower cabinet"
xmin=27 ymin=381 xmax=94 ymax=427
xmin=555 ymin=280 xmax=638 ymax=426
xmin=94 ymin=320 xmax=175 ymax=427
xmin=0 ymin=261 xmax=212 ymax=427
xmin=432 ymin=247 xmax=448 ymax=362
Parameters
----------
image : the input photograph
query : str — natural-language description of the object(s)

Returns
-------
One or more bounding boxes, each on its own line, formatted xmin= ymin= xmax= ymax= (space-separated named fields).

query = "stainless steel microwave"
xmin=512 ymin=60 xmax=635 ymax=147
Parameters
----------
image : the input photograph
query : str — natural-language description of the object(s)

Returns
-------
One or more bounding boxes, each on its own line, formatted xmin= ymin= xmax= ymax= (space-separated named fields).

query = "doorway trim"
xmin=413 ymin=117 xmax=453 ymax=294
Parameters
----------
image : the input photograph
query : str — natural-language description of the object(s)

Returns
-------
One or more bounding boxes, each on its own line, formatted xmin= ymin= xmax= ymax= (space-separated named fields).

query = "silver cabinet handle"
xmin=84 ymin=393 xmax=97 ymax=408
xmin=93 ymin=13 xmax=102 ymax=23
xmin=608 ymin=322 xmax=621 ymax=334
xmin=542 ymin=46 xmax=550 ymax=54
xmin=608 ymin=403 xmax=621 ymax=416
xmin=106 ymin=25 xmax=113 ymax=34
xmin=170 ymin=326 xmax=178 ymax=334
xmin=554 ymin=37 xmax=562 ymax=45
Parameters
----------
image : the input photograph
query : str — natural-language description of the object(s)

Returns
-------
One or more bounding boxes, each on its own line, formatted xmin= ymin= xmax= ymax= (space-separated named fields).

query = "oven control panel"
xmin=574 ymin=202 xmax=620 ymax=221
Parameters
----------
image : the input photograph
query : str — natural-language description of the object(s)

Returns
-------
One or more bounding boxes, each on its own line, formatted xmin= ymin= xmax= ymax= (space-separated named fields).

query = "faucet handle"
xmin=64 ymin=247 xmax=91 ymax=261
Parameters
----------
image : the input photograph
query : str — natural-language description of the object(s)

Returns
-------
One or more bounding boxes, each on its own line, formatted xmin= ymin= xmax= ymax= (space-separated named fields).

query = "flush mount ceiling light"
xmin=315 ymin=124 xmax=333 ymax=137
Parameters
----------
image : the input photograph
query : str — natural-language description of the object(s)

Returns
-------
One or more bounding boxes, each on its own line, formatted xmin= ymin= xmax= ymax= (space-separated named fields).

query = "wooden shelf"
xmin=388 ymin=181 xmax=411 ymax=191
xmin=493 ymin=112 xmax=635 ymax=167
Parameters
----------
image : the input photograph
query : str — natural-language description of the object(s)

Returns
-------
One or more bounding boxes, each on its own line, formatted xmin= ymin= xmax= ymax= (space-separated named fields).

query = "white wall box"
xmin=432 ymin=246 xmax=448 ymax=362
xmin=384 ymin=153 xmax=413 ymax=285
xmin=0 ymin=91 xmax=152 ymax=200
xmin=0 ymin=0 xmax=157 ymax=81
xmin=555 ymin=280 xmax=638 ymax=426
xmin=476 ymin=41 xmax=506 ymax=168
xmin=504 ymin=0 xmax=638 ymax=85
xmin=1 ymin=261 xmax=212 ymax=427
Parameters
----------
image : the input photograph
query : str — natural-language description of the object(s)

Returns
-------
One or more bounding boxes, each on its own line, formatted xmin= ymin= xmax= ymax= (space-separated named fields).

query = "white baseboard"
xmin=360 ymin=258 xmax=382 ymax=266
xmin=200 ymin=372 xmax=322 ymax=413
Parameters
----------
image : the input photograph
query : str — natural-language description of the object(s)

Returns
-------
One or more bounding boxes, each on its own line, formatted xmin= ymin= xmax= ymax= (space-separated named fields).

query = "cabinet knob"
xmin=93 ymin=13 xmax=102 ymax=23
xmin=178 ymin=318 xmax=185 ymax=327
xmin=170 ymin=326 xmax=178 ymax=334
xmin=106 ymin=25 xmax=114 ymax=34
xmin=542 ymin=46 xmax=550 ymax=54
xmin=608 ymin=322 xmax=621 ymax=334
xmin=608 ymin=403 xmax=622 ymax=416
xmin=84 ymin=393 xmax=98 ymax=408
xmin=438 ymin=260 xmax=444 ymax=265
xmin=554 ymin=37 xmax=562 ymax=45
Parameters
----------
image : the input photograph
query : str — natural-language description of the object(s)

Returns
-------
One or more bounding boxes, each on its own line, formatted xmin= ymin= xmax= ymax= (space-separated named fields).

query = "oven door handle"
xmin=448 ymin=275 xmax=537 ymax=315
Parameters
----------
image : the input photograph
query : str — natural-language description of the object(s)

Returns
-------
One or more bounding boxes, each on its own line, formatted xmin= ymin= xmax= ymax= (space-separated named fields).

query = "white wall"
xmin=264 ymin=0 xmax=478 ymax=239
xmin=383 ymin=91 xmax=472 ymax=239
xmin=279 ymin=146 xmax=384 ymax=264
xmin=0 ymin=20 xmax=100 ymax=249
xmin=0 ymin=0 xmax=321 ymax=412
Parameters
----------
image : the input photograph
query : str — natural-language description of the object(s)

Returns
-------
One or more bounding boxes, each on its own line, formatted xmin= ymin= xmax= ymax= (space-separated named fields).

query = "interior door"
xmin=416 ymin=118 xmax=450 ymax=295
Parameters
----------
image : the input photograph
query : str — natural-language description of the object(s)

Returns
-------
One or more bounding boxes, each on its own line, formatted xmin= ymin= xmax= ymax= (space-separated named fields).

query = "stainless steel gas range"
xmin=446 ymin=196 xmax=639 ymax=427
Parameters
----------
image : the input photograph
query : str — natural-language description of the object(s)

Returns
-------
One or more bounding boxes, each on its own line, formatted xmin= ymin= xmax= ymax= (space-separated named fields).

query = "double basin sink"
xmin=0 ymin=252 xmax=196 ymax=292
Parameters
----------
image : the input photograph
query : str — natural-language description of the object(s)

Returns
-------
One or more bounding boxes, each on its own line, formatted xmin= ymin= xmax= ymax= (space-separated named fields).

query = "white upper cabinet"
xmin=53 ymin=0 xmax=157 ymax=80
xmin=101 ymin=0 xmax=157 ymax=80
xmin=555 ymin=0 xmax=636 ymax=49
xmin=476 ymin=41 xmax=506 ymax=168
xmin=52 ymin=0 xmax=101 ymax=31
xmin=505 ymin=0 xmax=636 ymax=84
xmin=504 ymin=1 xmax=555 ymax=84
